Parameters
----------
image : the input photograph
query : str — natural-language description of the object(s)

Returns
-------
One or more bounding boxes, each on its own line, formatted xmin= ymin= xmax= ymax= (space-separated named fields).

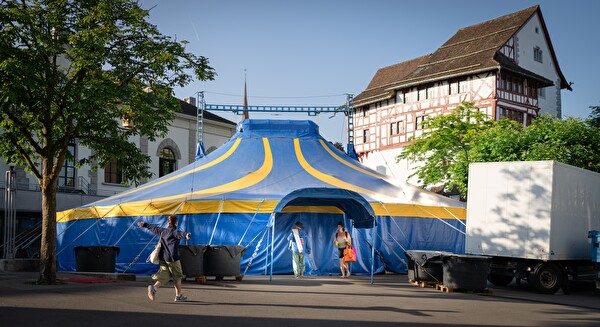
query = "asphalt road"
xmin=0 ymin=271 xmax=599 ymax=327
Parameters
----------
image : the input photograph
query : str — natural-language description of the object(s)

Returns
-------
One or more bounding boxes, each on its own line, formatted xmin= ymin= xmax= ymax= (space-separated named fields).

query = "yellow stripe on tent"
xmin=57 ymin=201 xmax=464 ymax=221
xmin=281 ymin=205 xmax=345 ymax=214
xmin=107 ymin=138 xmax=243 ymax=200
xmin=294 ymin=138 xmax=398 ymax=202
xmin=180 ymin=200 xmax=279 ymax=214
xmin=183 ymin=137 xmax=273 ymax=198
xmin=121 ymin=138 xmax=272 ymax=205
xmin=370 ymin=203 xmax=466 ymax=220
xmin=57 ymin=138 xmax=274 ymax=222
xmin=318 ymin=139 xmax=387 ymax=179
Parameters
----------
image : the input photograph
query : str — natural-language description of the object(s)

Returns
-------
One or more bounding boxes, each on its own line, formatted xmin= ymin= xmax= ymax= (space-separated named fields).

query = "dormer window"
xmin=534 ymin=46 xmax=543 ymax=63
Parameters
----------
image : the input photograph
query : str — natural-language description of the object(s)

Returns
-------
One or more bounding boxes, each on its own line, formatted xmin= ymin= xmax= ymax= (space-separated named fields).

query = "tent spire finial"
xmin=242 ymin=69 xmax=249 ymax=121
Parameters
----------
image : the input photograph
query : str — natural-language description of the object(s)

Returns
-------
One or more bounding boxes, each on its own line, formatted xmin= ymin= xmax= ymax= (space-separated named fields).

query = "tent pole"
xmin=208 ymin=199 xmax=225 ymax=245
xmin=269 ymin=213 xmax=275 ymax=282
xmin=238 ymin=199 xmax=265 ymax=246
xmin=370 ymin=218 xmax=376 ymax=285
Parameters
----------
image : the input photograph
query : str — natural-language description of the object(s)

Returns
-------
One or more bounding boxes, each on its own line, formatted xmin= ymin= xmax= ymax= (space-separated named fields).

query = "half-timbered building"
xmin=352 ymin=5 xmax=570 ymax=182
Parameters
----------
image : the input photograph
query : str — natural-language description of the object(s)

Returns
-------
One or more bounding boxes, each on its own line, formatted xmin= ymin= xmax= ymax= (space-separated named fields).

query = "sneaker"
xmin=147 ymin=285 xmax=156 ymax=301
xmin=174 ymin=294 xmax=187 ymax=302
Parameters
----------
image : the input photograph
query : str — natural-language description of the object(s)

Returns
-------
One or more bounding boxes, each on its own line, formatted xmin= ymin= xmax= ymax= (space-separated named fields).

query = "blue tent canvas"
xmin=57 ymin=120 xmax=466 ymax=276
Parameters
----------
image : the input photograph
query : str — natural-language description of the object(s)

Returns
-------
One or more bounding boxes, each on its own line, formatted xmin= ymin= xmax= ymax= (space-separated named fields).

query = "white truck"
xmin=465 ymin=160 xmax=600 ymax=294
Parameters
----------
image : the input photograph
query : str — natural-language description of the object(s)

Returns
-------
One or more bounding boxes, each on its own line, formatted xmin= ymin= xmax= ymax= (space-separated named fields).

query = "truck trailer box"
xmin=465 ymin=161 xmax=600 ymax=261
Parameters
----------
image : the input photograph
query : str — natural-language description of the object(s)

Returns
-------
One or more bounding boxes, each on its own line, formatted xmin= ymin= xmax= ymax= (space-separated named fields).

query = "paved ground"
xmin=0 ymin=271 xmax=599 ymax=327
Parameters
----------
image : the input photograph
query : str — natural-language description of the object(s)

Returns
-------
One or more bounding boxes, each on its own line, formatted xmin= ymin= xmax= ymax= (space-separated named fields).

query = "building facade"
xmin=0 ymin=99 xmax=236 ymax=257
xmin=351 ymin=6 xmax=570 ymax=183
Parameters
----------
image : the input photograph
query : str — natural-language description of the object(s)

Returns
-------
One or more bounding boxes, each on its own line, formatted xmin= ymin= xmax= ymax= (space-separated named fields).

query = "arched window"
xmin=159 ymin=147 xmax=177 ymax=177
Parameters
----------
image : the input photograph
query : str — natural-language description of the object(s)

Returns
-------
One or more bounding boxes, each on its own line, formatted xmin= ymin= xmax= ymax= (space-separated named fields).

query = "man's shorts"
xmin=152 ymin=260 xmax=184 ymax=284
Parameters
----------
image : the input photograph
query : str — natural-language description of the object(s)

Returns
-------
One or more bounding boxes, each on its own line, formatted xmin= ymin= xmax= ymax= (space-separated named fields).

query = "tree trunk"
xmin=38 ymin=180 xmax=58 ymax=284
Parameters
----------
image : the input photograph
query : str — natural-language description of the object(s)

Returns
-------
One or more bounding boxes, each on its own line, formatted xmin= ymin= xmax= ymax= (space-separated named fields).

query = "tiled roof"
xmin=353 ymin=5 xmax=569 ymax=107
xmin=493 ymin=52 xmax=552 ymax=85
xmin=178 ymin=99 xmax=236 ymax=126
xmin=353 ymin=56 xmax=430 ymax=106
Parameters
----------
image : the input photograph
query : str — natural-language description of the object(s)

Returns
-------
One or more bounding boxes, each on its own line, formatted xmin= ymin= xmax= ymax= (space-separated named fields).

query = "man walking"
xmin=138 ymin=214 xmax=191 ymax=302
xmin=287 ymin=221 xmax=310 ymax=278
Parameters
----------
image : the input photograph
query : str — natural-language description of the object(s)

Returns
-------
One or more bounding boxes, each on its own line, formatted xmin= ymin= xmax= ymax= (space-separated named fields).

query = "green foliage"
xmin=0 ymin=0 xmax=215 ymax=283
xmin=400 ymin=104 xmax=600 ymax=199
xmin=0 ymin=0 xmax=215 ymax=185
xmin=471 ymin=115 xmax=600 ymax=172
xmin=589 ymin=105 xmax=600 ymax=128
xmin=396 ymin=101 xmax=493 ymax=196
xmin=468 ymin=118 xmax=525 ymax=163
xmin=332 ymin=141 xmax=345 ymax=152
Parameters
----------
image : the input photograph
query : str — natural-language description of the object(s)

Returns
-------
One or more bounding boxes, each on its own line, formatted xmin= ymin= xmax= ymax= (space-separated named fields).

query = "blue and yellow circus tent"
xmin=57 ymin=120 xmax=466 ymax=276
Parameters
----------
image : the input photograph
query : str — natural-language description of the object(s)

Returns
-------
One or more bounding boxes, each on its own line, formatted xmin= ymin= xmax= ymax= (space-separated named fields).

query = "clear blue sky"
xmin=140 ymin=0 xmax=600 ymax=145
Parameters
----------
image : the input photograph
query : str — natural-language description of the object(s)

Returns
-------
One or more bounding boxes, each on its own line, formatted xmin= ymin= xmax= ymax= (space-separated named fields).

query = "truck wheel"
xmin=528 ymin=263 xmax=562 ymax=294
xmin=488 ymin=273 xmax=513 ymax=286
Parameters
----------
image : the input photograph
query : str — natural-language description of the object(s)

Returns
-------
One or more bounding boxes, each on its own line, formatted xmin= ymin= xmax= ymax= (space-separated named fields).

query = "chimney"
xmin=184 ymin=96 xmax=196 ymax=107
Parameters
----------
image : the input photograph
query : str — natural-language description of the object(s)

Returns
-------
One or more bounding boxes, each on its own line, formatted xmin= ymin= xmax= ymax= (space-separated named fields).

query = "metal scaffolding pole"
xmin=196 ymin=91 xmax=205 ymax=145
xmin=3 ymin=167 xmax=16 ymax=259
xmin=345 ymin=94 xmax=355 ymax=147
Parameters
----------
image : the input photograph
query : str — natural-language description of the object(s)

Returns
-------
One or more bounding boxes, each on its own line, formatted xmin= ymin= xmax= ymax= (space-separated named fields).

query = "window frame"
xmin=449 ymin=80 xmax=459 ymax=95
xmin=104 ymin=160 xmax=124 ymax=185
xmin=396 ymin=120 xmax=404 ymax=134
xmin=458 ymin=79 xmax=468 ymax=93
xmin=159 ymin=147 xmax=177 ymax=177
xmin=534 ymin=46 xmax=543 ymax=63
xmin=363 ymin=129 xmax=370 ymax=143
xmin=415 ymin=115 xmax=428 ymax=130
xmin=58 ymin=140 xmax=76 ymax=189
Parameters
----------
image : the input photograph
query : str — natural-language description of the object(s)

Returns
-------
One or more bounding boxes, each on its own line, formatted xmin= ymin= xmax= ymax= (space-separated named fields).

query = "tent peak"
xmin=238 ymin=119 xmax=320 ymax=138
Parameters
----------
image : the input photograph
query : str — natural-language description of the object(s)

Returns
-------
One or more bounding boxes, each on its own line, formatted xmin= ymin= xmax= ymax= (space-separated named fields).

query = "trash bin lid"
xmin=405 ymin=250 xmax=453 ymax=266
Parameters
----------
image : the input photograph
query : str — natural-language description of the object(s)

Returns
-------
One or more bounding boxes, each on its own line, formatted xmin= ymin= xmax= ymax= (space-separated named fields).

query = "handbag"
xmin=343 ymin=245 xmax=357 ymax=262
xmin=147 ymin=240 xmax=161 ymax=264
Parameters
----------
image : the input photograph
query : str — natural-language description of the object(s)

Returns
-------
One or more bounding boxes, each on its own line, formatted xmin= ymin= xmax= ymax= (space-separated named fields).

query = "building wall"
xmin=514 ymin=12 xmax=562 ymax=117
xmin=353 ymin=74 xmax=493 ymax=188
xmin=354 ymin=73 xmax=496 ymax=158
xmin=0 ymin=113 xmax=236 ymax=229
xmin=354 ymin=14 xmax=565 ymax=183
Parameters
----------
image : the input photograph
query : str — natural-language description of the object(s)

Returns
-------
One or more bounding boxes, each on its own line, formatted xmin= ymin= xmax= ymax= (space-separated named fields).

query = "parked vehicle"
xmin=465 ymin=161 xmax=600 ymax=294
xmin=589 ymin=231 xmax=600 ymax=291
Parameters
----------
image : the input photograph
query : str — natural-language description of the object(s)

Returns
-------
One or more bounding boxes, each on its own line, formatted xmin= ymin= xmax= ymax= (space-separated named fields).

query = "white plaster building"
xmin=0 ymin=100 xmax=235 ymax=257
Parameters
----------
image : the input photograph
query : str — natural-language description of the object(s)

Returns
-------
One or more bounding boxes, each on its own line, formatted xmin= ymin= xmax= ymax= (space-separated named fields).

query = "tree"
xmin=332 ymin=141 xmax=345 ymax=152
xmin=0 ymin=0 xmax=215 ymax=284
xmin=471 ymin=115 xmax=600 ymax=173
xmin=396 ymin=101 xmax=493 ymax=197
xmin=590 ymin=105 xmax=600 ymax=128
